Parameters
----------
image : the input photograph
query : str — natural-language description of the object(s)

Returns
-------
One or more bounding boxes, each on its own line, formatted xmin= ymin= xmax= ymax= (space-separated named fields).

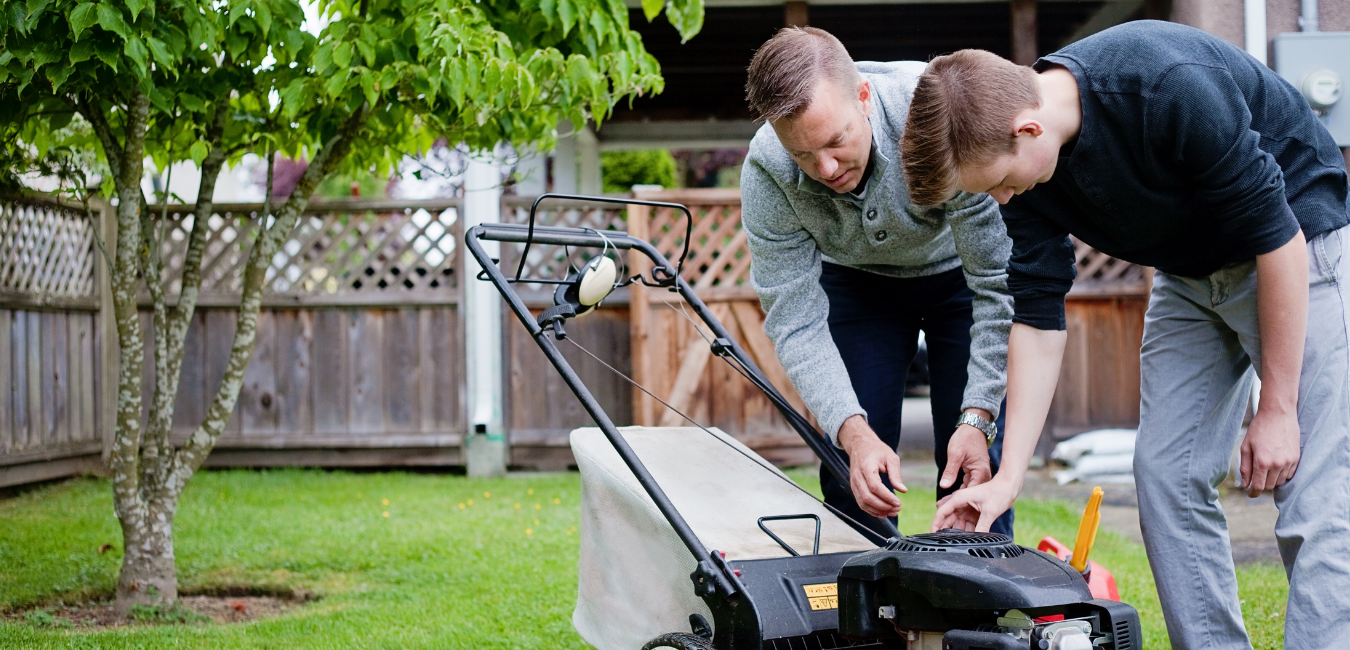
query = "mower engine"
xmin=837 ymin=531 xmax=1141 ymax=650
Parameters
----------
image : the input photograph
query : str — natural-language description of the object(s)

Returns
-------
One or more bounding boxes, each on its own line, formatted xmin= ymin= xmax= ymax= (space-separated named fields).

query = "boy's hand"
xmin=931 ymin=475 xmax=1020 ymax=533
xmin=1240 ymin=407 xmax=1301 ymax=497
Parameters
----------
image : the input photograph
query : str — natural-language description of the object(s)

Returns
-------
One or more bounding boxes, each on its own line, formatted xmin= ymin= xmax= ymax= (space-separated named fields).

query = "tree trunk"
xmin=114 ymin=494 xmax=180 ymax=611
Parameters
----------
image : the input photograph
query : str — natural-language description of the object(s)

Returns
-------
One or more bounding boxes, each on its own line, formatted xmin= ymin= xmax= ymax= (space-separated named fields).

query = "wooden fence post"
xmin=626 ymin=203 xmax=652 ymax=426
xmin=94 ymin=197 xmax=118 ymax=465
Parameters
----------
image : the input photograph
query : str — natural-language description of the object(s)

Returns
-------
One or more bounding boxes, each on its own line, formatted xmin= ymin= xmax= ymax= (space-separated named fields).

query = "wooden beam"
xmin=727 ymin=302 xmax=807 ymax=416
xmin=1011 ymin=0 xmax=1039 ymax=66
xmin=627 ymin=203 xmax=654 ymax=426
xmin=657 ymin=304 xmax=729 ymax=427
xmin=785 ymin=1 xmax=808 ymax=27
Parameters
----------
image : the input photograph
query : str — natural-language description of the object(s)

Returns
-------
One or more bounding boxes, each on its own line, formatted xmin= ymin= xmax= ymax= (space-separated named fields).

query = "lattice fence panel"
xmin=1072 ymin=237 xmax=1146 ymax=288
xmin=502 ymin=201 xmax=627 ymax=293
xmin=0 ymin=199 xmax=98 ymax=299
xmin=152 ymin=202 xmax=461 ymax=302
xmin=643 ymin=202 xmax=750 ymax=289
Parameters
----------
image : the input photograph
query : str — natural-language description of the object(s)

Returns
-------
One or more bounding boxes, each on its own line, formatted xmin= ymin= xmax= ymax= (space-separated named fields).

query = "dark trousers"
xmin=819 ymin=262 xmax=1014 ymax=539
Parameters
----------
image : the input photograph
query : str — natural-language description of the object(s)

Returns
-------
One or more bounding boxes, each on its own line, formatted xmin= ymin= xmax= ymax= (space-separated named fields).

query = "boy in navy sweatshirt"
xmin=904 ymin=20 xmax=1350 ymax=649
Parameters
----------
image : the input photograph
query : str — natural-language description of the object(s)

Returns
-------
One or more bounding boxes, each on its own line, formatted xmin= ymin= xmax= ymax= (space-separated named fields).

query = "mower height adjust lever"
xmin=690 ymin=554 xmax=740 ymax=600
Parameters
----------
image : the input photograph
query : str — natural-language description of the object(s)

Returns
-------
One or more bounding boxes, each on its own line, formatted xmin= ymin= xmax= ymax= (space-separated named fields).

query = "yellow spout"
xmin=1070 ymin=486 xmax=1103 ymax=573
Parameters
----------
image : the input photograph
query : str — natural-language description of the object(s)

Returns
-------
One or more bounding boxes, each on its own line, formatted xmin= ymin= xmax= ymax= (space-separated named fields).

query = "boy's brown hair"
xmin=902 ymin=49 xmax=1040 ymax=205
xmin=745 ymin=26 xmax=861 ymax=123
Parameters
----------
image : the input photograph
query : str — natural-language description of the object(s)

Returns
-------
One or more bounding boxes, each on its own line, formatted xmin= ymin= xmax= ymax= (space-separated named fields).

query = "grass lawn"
xmin=0 ymin=468 xmax=1289 ymax=649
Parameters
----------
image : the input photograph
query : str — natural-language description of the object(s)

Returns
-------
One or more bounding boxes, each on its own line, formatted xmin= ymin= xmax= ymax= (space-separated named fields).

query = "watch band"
xmin=957 ymin=411 xmax=998 ymax=448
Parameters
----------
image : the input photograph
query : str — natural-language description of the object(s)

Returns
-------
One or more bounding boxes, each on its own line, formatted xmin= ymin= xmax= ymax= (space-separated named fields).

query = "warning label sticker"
xmin=802 ymin=583 xmax=838 ymax=610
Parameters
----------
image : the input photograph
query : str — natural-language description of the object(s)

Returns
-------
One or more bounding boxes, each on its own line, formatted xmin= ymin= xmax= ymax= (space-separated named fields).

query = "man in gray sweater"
xmin=742 ymin=26 xmax=1015 ymax=536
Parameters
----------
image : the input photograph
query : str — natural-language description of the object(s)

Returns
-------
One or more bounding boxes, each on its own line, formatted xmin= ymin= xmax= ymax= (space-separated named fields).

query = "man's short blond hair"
xmin=745 ymin=26 xmax=861 ymax=122
xmin=902 ymin=49 xmax=1041 ymax=205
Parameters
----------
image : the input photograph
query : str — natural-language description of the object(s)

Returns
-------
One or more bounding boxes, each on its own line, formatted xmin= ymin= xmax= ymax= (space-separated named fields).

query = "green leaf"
xmin=145 ymin=37 xmax=173 ymax=69
xmin=446 ymin=59 xmax=465 ymax=107
xmin=69 ymin=3 xmax=97 ymax=41
xmin=312 ymin=43 xmax=333 ymax=72
xmin=125 ymin=0 xmax=148 ymax=22
xmin=124 ymin=36 xmax=148 ymax=75
xmin=540 ymin=0 xmax=556 ymax=22
xmin=254 ymin=2 xmax=273 ymax=35
xmin=93 ymin=39 xmax=119 ymax=71
xmin=557 ymin=0 xmax=575 ymax=35
xmin=96 ymin=4 xmax=130 ymax=39
xmin=188 ymin=140 xmax=209 ymax=166
xmin=279 ymin=78 xmax=306 ymax=110
xmin=359 ymin=70 xmax=377 ymax=106
xmin=356 ymin=39 xmax=376 ymax=67
xmin=45 ymin=62 xmax=73 ymax=91
xmin=324 ymin=71 xmax=348 ymax=98
xmin=179 ymin=93 xmax=206 ymax=112
xmin=68 ymin=40 xmax=95 ymax=63
xmin=332 ymin=42 xmax=353 ymax=68
xmin=640 ymin=0 xmax=662 ymax=21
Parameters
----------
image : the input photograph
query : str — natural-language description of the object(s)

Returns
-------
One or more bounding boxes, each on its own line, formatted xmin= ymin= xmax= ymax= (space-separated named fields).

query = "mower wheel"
xmin=640 ymin=632 xmax=715 ymax=650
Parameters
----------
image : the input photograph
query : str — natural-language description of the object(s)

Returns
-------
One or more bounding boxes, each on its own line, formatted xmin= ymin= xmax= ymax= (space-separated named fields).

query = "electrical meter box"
xmin=1274 ymin=31 xmax=1350 ymax=146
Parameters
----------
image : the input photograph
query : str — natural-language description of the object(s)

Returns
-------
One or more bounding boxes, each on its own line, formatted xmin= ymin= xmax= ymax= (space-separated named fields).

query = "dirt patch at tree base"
xmin=5 ymin=588 xmax=317 ymax=629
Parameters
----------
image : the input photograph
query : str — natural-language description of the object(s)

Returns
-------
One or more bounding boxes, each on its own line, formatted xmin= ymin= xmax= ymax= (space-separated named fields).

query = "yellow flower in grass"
xmin=534 ymin=504 xmax=541 ymax=510
xmin=528 ymin=488 xmax=535 ymax=495
xmin=382 ymin=511 xmax=389 ymax=518
xmin=514 ymin=503 xmax=521 ymax=510
xmin=526 ymin=528 xmax=534 ymax=536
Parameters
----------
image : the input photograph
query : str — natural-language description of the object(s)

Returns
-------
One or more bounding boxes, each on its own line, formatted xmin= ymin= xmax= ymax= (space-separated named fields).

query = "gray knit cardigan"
xmin=740 ymin=60 xmax=1014 ymax=445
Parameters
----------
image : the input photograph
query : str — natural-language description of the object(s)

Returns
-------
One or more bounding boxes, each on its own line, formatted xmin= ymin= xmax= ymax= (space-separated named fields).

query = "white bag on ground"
xmin=571 ymin=426 xmax=875 ymax=650
xmin=1051 ymin=429 xmax=1138 ymax=485
xmin=1050 ymin=429 xmax=1137 ymax=463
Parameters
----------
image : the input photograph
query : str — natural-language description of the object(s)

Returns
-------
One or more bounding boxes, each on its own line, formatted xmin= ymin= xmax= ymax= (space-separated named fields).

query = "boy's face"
xmin=955 ymin=110 xmax=1060 ymax=204
xmin=772 ymin=78 xmax=874 ymax=193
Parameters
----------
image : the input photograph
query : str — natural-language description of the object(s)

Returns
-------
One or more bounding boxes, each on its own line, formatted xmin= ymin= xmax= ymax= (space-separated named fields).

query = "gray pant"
xmin=1136 ymin=225 xmax=1350 ymax=650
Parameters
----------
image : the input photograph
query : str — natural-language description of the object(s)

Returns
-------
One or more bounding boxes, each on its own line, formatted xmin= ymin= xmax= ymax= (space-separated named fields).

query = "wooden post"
xmin=94 ymin=197 xmax=118 ymax=465
xmin=1010 ymin=0 xmax=1038 ymax=66
xmin=785 ymin=1 xmax=808 ymax=27
xmin=627 ymin=203 xmax=653 ymax=426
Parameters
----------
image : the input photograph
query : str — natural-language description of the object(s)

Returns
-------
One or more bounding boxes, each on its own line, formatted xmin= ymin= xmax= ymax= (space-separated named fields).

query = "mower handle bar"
xmin=464 ymin=218 xmax=899 ymax=599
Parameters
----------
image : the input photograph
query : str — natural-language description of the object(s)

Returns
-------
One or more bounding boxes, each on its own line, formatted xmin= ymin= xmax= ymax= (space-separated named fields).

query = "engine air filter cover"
xmin=887 ymin=530 xmax=1026 ymax=559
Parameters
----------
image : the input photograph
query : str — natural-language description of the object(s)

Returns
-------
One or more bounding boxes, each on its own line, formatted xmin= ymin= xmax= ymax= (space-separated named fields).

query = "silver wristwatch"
xmin=957 ymin=411 xmax=998 ymax=448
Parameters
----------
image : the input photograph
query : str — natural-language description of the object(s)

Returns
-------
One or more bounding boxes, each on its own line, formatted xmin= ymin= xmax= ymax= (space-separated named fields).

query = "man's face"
xmin=771 ymin=78 xmax=873 ymax=193
xmin=955 ymin=110 xmax=1060 ymax=204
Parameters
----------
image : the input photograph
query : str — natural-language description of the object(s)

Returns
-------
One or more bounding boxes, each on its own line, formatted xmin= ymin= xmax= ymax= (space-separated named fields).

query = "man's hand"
xmin=1240 ymin=407 xmax=1301 ymax=497
xmin=931 ymin=475 xmax=1020 ymax=532
xmin=838 ymin=415 xmax=906 ymax=518
xmin=940 ymin=410 xmax=993 ymax=491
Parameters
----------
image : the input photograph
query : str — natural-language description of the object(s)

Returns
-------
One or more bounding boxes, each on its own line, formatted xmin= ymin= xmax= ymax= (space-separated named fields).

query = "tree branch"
xmin=155 ymin=102 xmax=230 ymax=476
xmin=169 ymin=104 xmax=373 ymax=483
xmin=106 ymin=90 xmax=153 ymax=528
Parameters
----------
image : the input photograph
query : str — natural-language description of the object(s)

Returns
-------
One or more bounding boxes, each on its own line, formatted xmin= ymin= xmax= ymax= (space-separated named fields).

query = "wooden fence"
xmin=146 ymin=199 xmax=468 ymax=468
xmin=0 ymin=197 xmax=113 ymax=488
xmin=1 ymin=189 xmax=1149 ymax=487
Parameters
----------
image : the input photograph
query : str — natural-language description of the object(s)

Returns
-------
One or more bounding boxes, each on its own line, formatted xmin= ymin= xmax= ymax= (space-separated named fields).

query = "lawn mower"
xmin=465 ymin=194 xmax=1141 ymax=650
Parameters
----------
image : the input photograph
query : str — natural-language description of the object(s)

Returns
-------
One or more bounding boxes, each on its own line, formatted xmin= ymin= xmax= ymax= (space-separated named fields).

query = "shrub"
xmin=601 ymin=149 xmax=678 ymax=193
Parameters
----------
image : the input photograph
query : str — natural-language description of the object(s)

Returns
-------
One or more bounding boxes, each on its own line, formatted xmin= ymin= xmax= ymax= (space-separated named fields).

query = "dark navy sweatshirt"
xmin=1003 ymin=21 xmax=1350 ymax=330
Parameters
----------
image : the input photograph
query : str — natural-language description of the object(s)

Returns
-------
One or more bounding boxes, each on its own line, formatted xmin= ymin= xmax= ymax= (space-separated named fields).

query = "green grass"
xmin=0 ymin=469 xmax=1289 ymax=648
